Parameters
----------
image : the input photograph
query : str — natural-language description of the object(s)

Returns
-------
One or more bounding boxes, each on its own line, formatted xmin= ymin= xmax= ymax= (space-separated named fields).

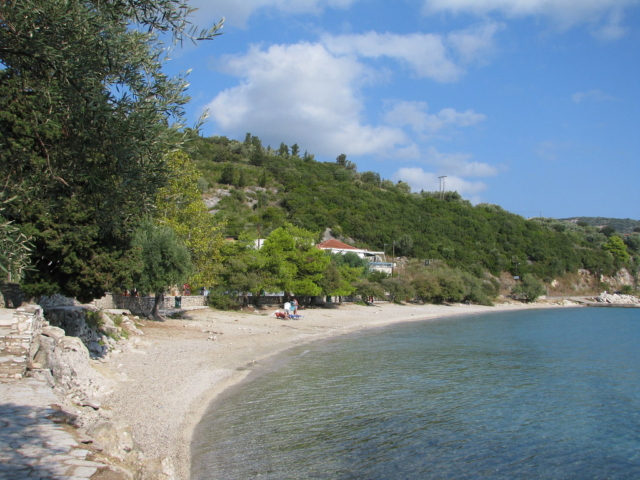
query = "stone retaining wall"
xmin=108 ymin=294 xmax=207 ymax=314
xmin=0 ymin=305 xmax=44 ymax=379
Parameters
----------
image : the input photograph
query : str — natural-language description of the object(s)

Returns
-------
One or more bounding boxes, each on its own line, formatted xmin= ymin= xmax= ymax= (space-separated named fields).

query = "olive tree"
xmin=131 ymin=220 xmax=192 ymax=321
xmin=0 ymin=0 xmax=222 ymax=301
xmin=512 ymin=274 xmax=547 ymax=303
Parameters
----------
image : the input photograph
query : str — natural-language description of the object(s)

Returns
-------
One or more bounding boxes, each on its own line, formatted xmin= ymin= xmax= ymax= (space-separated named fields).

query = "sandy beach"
xmin=94 ymin=300 xmax=577 ymax=478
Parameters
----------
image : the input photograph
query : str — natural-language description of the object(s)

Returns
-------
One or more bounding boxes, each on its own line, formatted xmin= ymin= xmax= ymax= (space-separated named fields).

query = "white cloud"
xmin=189 ymin=0 xmax=362 ymax=28
xmin=571 ymin=89 xmax=617 ymax=104
xmin=384 ymin=100 xmax=486 ymax=135
xmin=421 ymin=146 xmax=499 ymax=177
xmin=322 ymin=32 xmax=462 ymax=82
xmin=535 ymin=140 xmax=572 ymax=161
xmin=205 ymin=42 xmax=408 ymax=157
xmin=322 ymin=22 xmax=500 ymax=82
xmin=593 ymin=9 xmax=628 ymax=40
xmin=392 ymin=168 xmax=488 ymax=197
xmin=421 ymin=0 xmax=638 ymax=37
xmin=447 ymin=21 xmax=503 ymax=64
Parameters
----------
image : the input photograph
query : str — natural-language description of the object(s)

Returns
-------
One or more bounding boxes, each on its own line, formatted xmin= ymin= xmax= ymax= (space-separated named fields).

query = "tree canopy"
xmin=0 ymin=0 xmax=222 ymax=301
xmin=131 ymin=219 xmax=192 ymax=320
xmin=154 ymin=151 xmax=225 ymax=288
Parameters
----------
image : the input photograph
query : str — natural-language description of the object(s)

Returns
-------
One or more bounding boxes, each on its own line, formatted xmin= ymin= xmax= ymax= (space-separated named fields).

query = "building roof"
xmin=316 ymin=239 xmax=360 ymax=250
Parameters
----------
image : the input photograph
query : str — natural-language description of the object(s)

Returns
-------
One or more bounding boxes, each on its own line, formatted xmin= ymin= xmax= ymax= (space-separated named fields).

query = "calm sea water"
xmin=191 ymin=308 xmax=640 ymax=479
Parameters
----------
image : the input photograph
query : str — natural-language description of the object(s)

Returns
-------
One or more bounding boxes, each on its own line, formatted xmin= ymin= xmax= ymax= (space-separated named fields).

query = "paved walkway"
xmin=0 ymin=378 xmax=107 ymax=479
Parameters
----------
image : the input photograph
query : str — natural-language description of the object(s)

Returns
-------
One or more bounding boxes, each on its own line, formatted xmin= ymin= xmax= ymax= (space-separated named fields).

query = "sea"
xmin=191 ymin=307 xmax=640 ymax=479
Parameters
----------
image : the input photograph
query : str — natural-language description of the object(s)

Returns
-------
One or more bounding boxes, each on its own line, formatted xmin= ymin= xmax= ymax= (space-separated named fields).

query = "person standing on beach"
xmin=291 ymin=298 xmax=298 ymax=315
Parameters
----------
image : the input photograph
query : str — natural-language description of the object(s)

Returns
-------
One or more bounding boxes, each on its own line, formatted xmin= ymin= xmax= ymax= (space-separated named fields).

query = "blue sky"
xmin=165 ymin=0 xmax=639 ymax=219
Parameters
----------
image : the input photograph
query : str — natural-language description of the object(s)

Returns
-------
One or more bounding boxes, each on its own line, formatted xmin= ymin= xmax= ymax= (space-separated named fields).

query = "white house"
xmin=316 ymin=239 xmax=393 ymax=274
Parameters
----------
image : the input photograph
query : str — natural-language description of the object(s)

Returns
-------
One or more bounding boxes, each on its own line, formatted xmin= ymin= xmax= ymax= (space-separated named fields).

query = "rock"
xmin=37 ymin=333 xmax=114 ymax=401
xmin=79 ymin=400 xmax=101 ymax=410
xmin=595 ymin=293 xmax=640 ymax=305
xmin=87 ymin=421 xmax=137 ymax=461
xmin=41 ymin=325 xmax=66 ymax=340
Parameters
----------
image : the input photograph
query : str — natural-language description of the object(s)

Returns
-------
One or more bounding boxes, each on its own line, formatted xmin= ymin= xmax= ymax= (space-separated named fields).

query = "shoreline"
xmin=95 ymin=300 xmax=580 ymax=478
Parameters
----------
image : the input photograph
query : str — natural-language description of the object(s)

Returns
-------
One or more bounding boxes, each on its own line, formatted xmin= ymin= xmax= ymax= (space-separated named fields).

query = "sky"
xmin=164 ymin=0 xmax=640 ymax=220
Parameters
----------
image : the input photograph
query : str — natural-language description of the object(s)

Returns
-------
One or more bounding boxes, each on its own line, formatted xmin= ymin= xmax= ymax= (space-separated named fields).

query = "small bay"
xmin=191 ymin=307 xmax=640 ymax=479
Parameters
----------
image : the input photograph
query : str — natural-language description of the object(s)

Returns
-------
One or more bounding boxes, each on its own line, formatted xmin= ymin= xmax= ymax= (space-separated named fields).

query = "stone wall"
xmin=38 ymin=293 xmax=209 ymax=316
xmin=108 ymin=294 xmax=207 ymax=315
xmin=0 ymin=305 xmax=44 ymax=379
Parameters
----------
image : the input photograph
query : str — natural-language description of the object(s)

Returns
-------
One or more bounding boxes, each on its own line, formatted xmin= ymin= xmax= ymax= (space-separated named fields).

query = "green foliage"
xmin=625 ymin=234 xmax=640 ymax=254
xmin=560 ymin=217 xmax=640 ymax=234
xmin=368 ymin=270 xmax=389 ymax=283
xmin=207 ymin=288 xmax=242 ymax=310
xmin=0 ymin=196 xmax=32 ymax=281
xmin=0 ymin=0 xmax=222 ymax=301
xmin=131 ymin=219 xmax=193 ymax=296
xmin=260 ymin=224 xmax=330 ymax=296
xmin=85 ymin=310 xmax=104 ymax=330
xmin=216 ymin=235 xmax=270 ymax=304
xmin=353 ymin=279 xmax=386 ymax=303
xmin=620 ymin=285 xmax=634 ymax=295
xmin=382 ymin=277 xmax=415 ymax=303
xmin=512 ymin=274 xmax=547 ymax=303
xmin=603 ymin=235 xmax=630 ymax=267
xmin=154 ymin=151 xmax=224 ymax=287
xmin=186 ymin=133 xmax=622 ymax=294
xmin=600 ymin=225 xmax=616 ymax=238
xmin=319 ymin=260 xmax=363 ymax=296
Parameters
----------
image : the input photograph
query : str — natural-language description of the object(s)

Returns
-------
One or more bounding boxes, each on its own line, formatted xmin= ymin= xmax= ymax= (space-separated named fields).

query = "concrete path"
xmin=0 ymin=378 xmax=108 ymax=479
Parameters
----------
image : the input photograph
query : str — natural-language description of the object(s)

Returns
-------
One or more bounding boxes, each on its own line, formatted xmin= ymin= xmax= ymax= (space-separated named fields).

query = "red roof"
xmin=317 ymin=239 xmax=359 ymax=250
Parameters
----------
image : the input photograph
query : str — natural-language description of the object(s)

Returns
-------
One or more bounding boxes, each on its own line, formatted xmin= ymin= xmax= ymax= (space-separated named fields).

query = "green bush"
xmin=620 ymin=285 xmax=634 ymax=295
xmin=207 ymin=289 xmax=241 ymax=310
xmin=512 ymin=274 xmax=547 ymax=303
xmin=85 ymin=310 xmax=104 ymax=330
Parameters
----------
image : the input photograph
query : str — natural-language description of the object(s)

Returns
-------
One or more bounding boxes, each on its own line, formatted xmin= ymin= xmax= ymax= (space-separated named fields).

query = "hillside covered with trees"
xmin=188 ymin=132 xmax=639 ymax=289
xmin=559 ymin=217 xmax=640 ymax=234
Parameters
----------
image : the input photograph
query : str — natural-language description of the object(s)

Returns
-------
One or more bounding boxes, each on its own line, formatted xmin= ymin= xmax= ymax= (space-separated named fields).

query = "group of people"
xmin=276 ymin=298 xmax=299 ymax=319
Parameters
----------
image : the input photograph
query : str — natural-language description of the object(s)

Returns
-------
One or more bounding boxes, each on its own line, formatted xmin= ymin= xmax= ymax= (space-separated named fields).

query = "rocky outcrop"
xmin=594 ymin=293 xmax=640 ymax=305
xmin=33 ymin=327 xmax=114 ymax=402
xmin=27 ymin=310 xmax=163 ymax=478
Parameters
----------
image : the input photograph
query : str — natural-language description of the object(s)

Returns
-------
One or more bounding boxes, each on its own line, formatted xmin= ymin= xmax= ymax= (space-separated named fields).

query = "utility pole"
xmin=392 ymin=241 xmax=395 ymax=276
xmin=438 ymin=175 xmax=447 ymax=200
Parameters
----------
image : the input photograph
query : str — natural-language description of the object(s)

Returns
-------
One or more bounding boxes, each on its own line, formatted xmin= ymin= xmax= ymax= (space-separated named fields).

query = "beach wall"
xmin=0 ymin=305 xmax=44 ymax=379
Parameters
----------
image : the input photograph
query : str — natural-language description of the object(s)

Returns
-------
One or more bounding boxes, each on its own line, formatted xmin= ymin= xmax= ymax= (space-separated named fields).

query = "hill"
xmin=187 ymin=132 xmax=636 ymax=281
xmin=560 ymin=217 xmax=640 ymax=234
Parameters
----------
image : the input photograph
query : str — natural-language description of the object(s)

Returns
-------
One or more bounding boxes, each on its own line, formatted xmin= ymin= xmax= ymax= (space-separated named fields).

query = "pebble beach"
xmin=96 ymin=300 xmax=575 ymax=478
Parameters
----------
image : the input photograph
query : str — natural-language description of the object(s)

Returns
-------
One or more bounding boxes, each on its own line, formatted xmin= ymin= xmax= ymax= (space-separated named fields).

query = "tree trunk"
xmin=151 ymin=292 xmax=165 ymax=321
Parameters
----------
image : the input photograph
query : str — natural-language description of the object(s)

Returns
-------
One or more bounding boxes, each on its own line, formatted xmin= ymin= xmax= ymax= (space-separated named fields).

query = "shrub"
xmin=207 ymin=289 xmax=241 ymax=310
xmin=85 ymin=310 xmax=104 ymax=330
xmin=620 ymin=285 xmax=634 ymax=295
xmin=512 ymin=274 xmax=547 ymax=303
xmin=381 ymin=277 xmax=415 ymax=303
